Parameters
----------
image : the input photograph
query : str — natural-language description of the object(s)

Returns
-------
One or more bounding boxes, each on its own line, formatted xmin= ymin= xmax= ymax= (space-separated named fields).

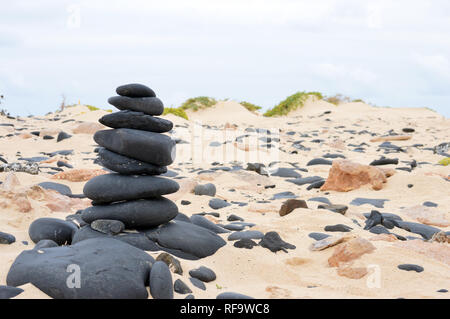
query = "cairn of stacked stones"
xmin=81 ymin=83 xmax=180 ymax=231
xmin=76 ymin=83 xmax=226 ymax=260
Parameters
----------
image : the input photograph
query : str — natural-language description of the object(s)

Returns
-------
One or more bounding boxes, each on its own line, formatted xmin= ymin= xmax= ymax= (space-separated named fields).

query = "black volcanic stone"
xmin=189 ymin=266 xmax=216 ymax=282
xmin=28 ymin=218 xmax=78 ymax=245
xmin=174 ymin=279 xmax=192 ymax=294
xmin=307 ymin=180 xmax=325 ymax=190
xmin=0 ymin=285 xmax=24 ymax=299
xmin=318 ymin=204 xmax=348 ymax=215
xmin=306 ymin=158 xmax=332 ymax=166
xmin=324 ymin=224 xmax=353 ymax=232
xmin=270 ymin=167 xmax=301 ymax=178
xmin=287 ymin=176 xmax=324 ymax=186
xmin=72 ymin=226 xmax=159 ymax=251
xmin=423 ymin=201 xmax=438 ymax=207
xmin=217 ymin=292 xmax=253 ymax=299
xmin=308 ymin=232 xmax=330 ymax=241
xmin=116 ymin=83 xmax=156 ymax=98
xmin=350 ymin=198 xmax=389 ymax=208
xmin=91 ymin=219 xmax=125 ymax=235
xmin=7 ymin=238 xmax=154 ymax=299
xmin=144 ymin=220 xmax=226 ymax=260
xmin=394 ymin=221 xmax=441 ymax=240
xmin=0 ymin=231 xmax=15 ymax=245
xmin=370 ymin=158 xmax=399 ymax=166
xmin=82 ymin=197 xmax=178 ymax=228
xmin=57 ymin=131 xmax=72 ymax=142
xmin=83 ymin=174 xmax=179 ymax=204
xmin=233 ymin=239 xmax=257 ymax=249
xmin=99 ymin=110 xmax=173 ymax=133
xmin=149 ymin=261 xmax=173 ymax=299
xmin=94 ymin=128 xmax=176 ymax=166
xmin=108 ymin=96 xmax=163 ymax=115
xmin=209 ymin=198 xmax=231 ymax=210
xmin=190 ymin=215 xmax=230 ymax=234
xmin=97 ymin=148 xmax=167 ymax=175
xmin=228 ymin=230 xmax=264 ymax=241
xmin=194 ymin=183 xmax=216 ymax=196
xmin=259 ymin=231 xmax=295 ymax=253
xmin=33 ymin=239 xmax=58 ymax=250
xmin=398 ymin=264 xmax=424 ymax=273
xmin=38 ymin=182 xmax=72 ymax=196
xmin=364 ymin=210 xmax=383 ymax=230
xmin=189 ymin=277 xmax=206 ymax=290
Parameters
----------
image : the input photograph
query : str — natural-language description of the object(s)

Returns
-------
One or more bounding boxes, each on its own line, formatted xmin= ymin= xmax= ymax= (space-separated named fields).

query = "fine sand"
xmin=0 ymin=101 xmax=449 ymax=299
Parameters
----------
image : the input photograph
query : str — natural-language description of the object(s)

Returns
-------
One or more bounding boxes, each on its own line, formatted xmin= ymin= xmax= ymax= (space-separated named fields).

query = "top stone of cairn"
xmin=116 ymin=83 xmax=156 ymax=98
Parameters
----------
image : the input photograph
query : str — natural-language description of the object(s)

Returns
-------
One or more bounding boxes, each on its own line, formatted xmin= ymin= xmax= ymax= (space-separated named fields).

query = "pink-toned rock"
xmin=321 ymin=160 xmax=395 ymax=192
xmin=40 ymin=128 xmax=61 ymax=136
xmin=369 ymin=233 xmax=398 ymax=242
xmin=328 ymin=237 xmax=376 ymax=267
xmin=394 ymin=240 xmax=450 ymax=266
xmin=336 ymin=263 xmax=368 ymax=279
xmin=0 ymin=190 xmax=32 ymax=213
xmin=165 ymin=178 xmax=197 ymax=202
xmin=51 ymin=169 xmax=107 ymax=182
xmin=72 ymin=122 xmax=105 ymax=134
xmin=18 ymin=133 xmax=33 ymax=139
xmin=402 ymin=205 xmax=450 ymax=227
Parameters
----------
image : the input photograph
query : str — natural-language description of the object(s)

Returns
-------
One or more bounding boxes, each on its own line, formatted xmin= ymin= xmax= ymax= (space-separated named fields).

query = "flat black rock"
xmin=7 ymin=238 xmax=154 ymax=299
xmin=318 ymin=204 xmax=348 ymax=215
xmin=306 ymin=158 xmax=332 ymax=166
xmin=259 ymin=231 xmax=296 ymax=253
xmin=174 ymin=279 xmax=192 ymax=294
xmin=0 ymin=231 xmax=16 ymax=245
xmin=308 ymin=232 xmax=330 ymax=241
xmin=82 ymin=197 xmax=178 ymax=228
xmin=28 ymin=218 xmax=78 ymax=245
xmin=350 ymin=198 xmax=389 ymax=208
xmin=190 ymin=215 xmax=230 ymax=234
xmin=72 ymin=225 xmax=159 ymax=251
xmin=94 ymin=128 xmax=176 ymax=166
xmin=189 ymin=266 xmax=216 ymax=282
xmin=228 ymin=230 xmax=264 ymax=241
xmin=83 ymin=174 xmax=179 ymax=204
xmin=216 ymin=292 xmax=254 ymax=299
xmin=97 ymin=148 xmax=167 ymax=175
xmin=37 ymin=182 xmax=72 ymax=196
xmin=394 ymin=221 xmax=441 ymax=240
xmin=149 ymin=261 xmax=173 ymax=299
xmin=209 ymin=198 xmax=231 ymax=210
xmin=324 ymin=224 xmax=353 ymax=232
xmin=99 ymin=110 xmax=173 ymax=133
xmin=287 ymin=176 xmax=323 ymax=186
xmin=189 ymin=277 xmax=206 ymax=290
xmin=233 ymin=238 xmax=258 ymax=249
xmin=145 ymin=220 xmax=226 ymax=260
xmin=108 ymin=96 xmax=163 ymax=115
xmin=270 ymin=167 xmax=301 ymax=178
xmin=364 ymin=210 xmax=383 ymax=230
xmin=398 ymin=264 xmax=424 ymax=273
xmin=57 ymin=131 xmax=72 ymax=142
xmin=116 ymin=83 xmax=156 ymax=98
xmin=0 ymin=285 xmax=24 ymax=299
xmin=370 ymin=158 xmax=399 ymax=166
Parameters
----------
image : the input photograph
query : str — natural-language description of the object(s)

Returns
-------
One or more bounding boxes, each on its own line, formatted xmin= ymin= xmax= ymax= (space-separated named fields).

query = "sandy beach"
xmin=0 ymin=95 xmax=449 ymax=299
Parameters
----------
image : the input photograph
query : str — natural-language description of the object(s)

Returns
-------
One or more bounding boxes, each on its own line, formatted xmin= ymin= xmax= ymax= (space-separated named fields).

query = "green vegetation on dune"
xmin=85 ymin=105 xmax=100 ymax=111
xmin=163 ymin=107 xmax=189 ymax=120
xmin=264 ymin=91 xmax=324 ymax=117
xmin=180 ymin=96 xmax=217 ymax=111
xmin=240 ymin=101 xmax=262 ymax=112
xmin=439 ymin=158 xmax=450 ymax=166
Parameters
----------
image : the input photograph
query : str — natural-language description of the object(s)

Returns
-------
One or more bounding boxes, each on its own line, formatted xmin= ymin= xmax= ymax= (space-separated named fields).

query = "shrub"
xmin=324 ymin=94 xmax=351 ymax=105
xmin=163 ymin=107 xmax=189 ymax=120
xmin=180 ymin=96 xmax=217 ymax=111
xmin=240 ymin=101 xmax=262 ymax=112
xmin=264 ymin=91 xmax=322 ymax=117
xmin=85 ymin=105 xmax=100 ymax=111
xmin=439 ymin=158 xmax=450 ymax=166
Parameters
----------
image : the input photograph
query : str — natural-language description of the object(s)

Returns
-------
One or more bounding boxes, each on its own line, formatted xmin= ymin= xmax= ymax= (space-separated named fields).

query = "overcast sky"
xmin=1 ymin=0 xmax=449 ymax=117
